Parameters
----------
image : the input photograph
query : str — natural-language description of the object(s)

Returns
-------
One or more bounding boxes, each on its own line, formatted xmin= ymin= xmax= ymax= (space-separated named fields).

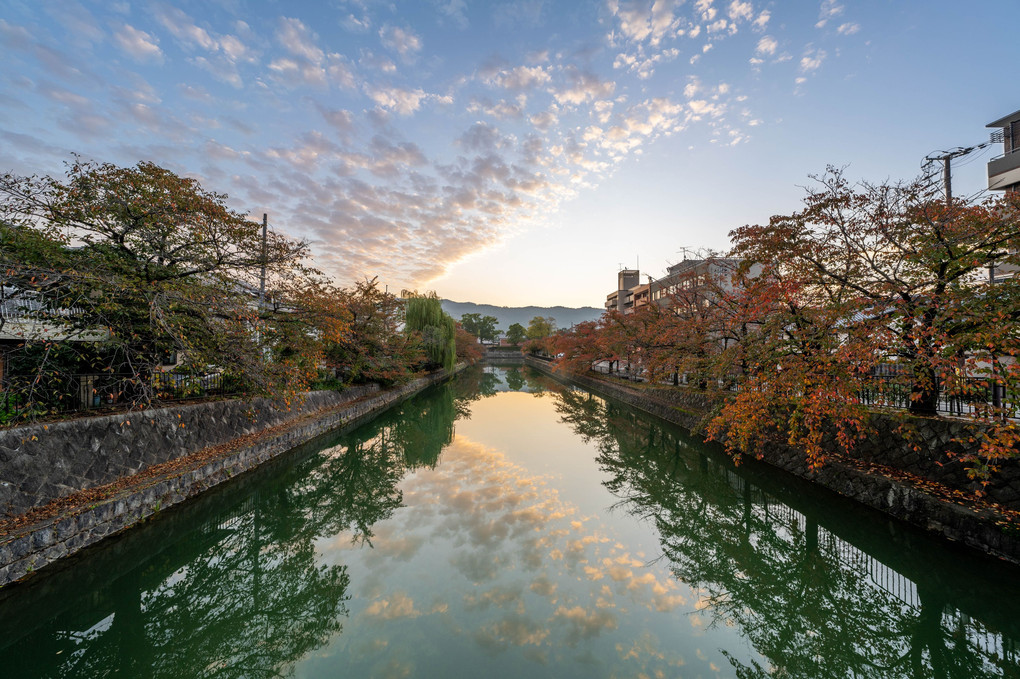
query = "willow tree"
xmin=404 ymin=292 xmax=456 ymax=372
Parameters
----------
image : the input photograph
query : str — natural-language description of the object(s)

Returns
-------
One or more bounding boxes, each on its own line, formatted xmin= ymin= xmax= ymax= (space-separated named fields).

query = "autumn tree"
xmin=0 ymin=158 xmax=332 ymax=412
xmin=731 ymin=168 xmax=1020 ymax=415
xmin=553 ymin=319 xmax=605 ymax=373
xmin=454 ymin=324 xmax=484 ymax=364
xmin=323 ymin=278 xmax=419 ymax=386
xmin=714 ymin=168 xmax=1020 ymax=475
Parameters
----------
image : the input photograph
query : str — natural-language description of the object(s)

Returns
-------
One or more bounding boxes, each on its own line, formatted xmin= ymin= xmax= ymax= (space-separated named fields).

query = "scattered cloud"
xmin=379 ymin=25 xmax=423 ymax=60
xmin=113 ymin=24 xmax=163 ymax=62
xmin=608 ymin=0 xmax=680 ymax=47
xmin=799 ymin=46 xmax=826 ymax=72
xmin=553 ymin=67 xmax=616 ymax=106
xmin=756 ymin=35 xmax=777 ymax=55
xmin=816 ymin=0 xmax=844 ymax=28
xmin=0 ymin=0 xmax=862 ymax=293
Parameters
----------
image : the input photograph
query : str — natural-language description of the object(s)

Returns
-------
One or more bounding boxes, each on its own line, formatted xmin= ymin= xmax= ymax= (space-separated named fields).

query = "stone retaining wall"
xmin=0 ymin=369 xmax=458 ymax=587
xmin=0 ymin=385 xmax=380 ymax=518
xmin=484 ymin=350 xmax=525 ymax=361
xmin=525 ymin=357 xmax=1020 ymax=564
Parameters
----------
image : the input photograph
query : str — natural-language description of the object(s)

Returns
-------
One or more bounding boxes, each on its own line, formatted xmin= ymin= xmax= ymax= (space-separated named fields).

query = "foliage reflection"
xmin=0 ymin=379 xmax=479 ymax=677
xmin=552 ymin=386 xmax=1020 ymax=678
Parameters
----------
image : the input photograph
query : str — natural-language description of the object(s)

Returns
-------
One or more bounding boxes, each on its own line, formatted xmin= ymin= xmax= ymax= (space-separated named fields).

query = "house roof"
xmin=986 ymin=109 xmax=1020 ymax=129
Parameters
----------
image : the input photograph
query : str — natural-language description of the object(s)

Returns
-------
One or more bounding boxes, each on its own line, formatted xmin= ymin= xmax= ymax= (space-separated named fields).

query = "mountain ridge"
xmin=440 ymin=299 xmax=603 ymax=333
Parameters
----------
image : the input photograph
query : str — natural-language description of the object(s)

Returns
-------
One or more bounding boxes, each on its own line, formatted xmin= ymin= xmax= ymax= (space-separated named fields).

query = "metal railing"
xmin=1 ymin=371 xmax=239 ymax=423
xmin=857 ymin=375 xmax=1012 ymax=417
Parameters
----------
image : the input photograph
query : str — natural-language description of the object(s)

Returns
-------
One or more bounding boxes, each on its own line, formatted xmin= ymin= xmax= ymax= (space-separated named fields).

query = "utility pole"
xmin=924 ymin=142 xmax=995 ymax=282
xmin=259 ymin=213 xmax=267 ymax=306
xmin=923 ymin=142 xmax=991 ymax=204
xmin=943 ymin=156 xmax=952 ymax=202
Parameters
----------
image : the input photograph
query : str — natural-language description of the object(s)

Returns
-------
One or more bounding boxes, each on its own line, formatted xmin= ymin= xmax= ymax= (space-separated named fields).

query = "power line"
xmin=922 ymin=141 xmax=993 ymax=202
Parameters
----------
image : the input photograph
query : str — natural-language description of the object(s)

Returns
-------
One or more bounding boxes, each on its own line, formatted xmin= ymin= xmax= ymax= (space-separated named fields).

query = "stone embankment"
xmin=525 ymin=356 xmax=1020 ymax=565
xmin=0 ymin=369 xmax=459 ymax=587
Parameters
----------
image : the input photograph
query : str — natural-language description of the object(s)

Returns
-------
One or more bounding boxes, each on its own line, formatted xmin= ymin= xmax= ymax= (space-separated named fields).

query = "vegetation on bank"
xmin=550 ymin=169 xmax=1020 ymax=485
xmin=0 ymin=159 xmax=479 ymax=425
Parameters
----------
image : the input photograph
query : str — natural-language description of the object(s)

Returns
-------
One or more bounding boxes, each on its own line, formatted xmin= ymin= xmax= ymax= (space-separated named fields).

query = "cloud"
xmin=837 ymin=22 xmax=860 ymax=35
xmin=799 ymin=47 xmax=826 ymax=72
xmin=433 ymin=0 xmax=469 ymax=29
xmin=552 ymin=605 xmax=619 ymax=645
xmin=608 ymin=0 xmax=680 ymax=46
xmin=553 ymin=67 xmax=616 ymax=106
xmin=613 ymin=48 xmax=680 ymax=79
xmin=317 ymin=105 xmax=356 ymax=136
xmin=468 ymin=96 xmax=526 ymax=120
xmin=269 ymin=20 xmax=357 ymax=90
xmin=816 ymin=0 xmax=844 ymax=28
xmin=47 ymin=2 xmax=104 ymax=45
xmin=755 ymin=36 xmax=777 ymax=55
xmin=379 ymin=25 xmax=423 ymax=60
xmin=364 ymin=591 xmax=421 ymax=621
xmin=529 ymin=110 xmax=558 ymax=131
xmin=727 ymin=1 xmax=753 ymax=23
xmin=153 ymin=5 xmax=216 ymax=50
xmin=367 ymin=86 xmax=429 ymax=115
xmin=113 ymin=24 xmax=163 ymax=62
xmin=277 ymin=16 xmax=323 ymax=62
xmin=490 ymin=65 xmax=551 ymax=91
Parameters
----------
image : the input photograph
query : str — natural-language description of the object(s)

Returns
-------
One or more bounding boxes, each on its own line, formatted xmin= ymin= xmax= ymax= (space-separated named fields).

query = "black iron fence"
xmin=584 ymin=360 xmax=1014 ymax=417
xmin=857 ymin=374 xmax=1013 ymax=417
xmin=1 ymin=371 xmax=239 ymax=424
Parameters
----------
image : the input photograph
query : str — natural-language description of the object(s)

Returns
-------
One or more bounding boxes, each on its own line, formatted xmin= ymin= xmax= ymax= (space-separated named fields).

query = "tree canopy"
xmin=552 ymin=169 xmax=1020 ymax=484
xmin=0 ymin=159 xmax=462 ymax=423
xmin=459 ymin=313 xmax=499 ymax=343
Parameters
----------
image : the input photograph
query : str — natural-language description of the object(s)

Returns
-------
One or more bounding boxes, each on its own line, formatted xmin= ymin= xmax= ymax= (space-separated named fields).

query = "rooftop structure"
xmin=987 ymin=108 xmax=1020 ymax=193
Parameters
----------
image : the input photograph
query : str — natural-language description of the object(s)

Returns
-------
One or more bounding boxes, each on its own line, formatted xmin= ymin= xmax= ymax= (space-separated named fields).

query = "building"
xmin=604 ymin=258 xmax=758 ymax=316
xmin=605 ymin=269 xmax=640 ymax=313
xmin=986 ymin=109 xmax=1020 ymax=193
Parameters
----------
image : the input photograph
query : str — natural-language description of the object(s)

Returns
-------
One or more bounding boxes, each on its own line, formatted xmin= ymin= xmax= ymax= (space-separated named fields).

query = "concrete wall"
xmin=525 ymin=357 xmax=1020 ymax=564
xmin=0 ymin=386 xmax=380 ymax=518
xmin=0 ymin=369 xmax=458 ymax=587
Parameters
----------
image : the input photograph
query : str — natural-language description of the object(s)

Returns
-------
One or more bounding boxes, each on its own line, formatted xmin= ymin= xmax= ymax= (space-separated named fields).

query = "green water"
xmin=1 ymin=365 xmax=1019 ymax=678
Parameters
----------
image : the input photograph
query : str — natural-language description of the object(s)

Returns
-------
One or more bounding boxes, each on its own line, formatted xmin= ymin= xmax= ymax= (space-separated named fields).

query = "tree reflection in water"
xmin=0 ymin=380 xmax=477 ymax=678
xmin=551 ymin=387 xmax=1020 ymax=678
xmin=6 ymin=368 xmax=1018 ymax=678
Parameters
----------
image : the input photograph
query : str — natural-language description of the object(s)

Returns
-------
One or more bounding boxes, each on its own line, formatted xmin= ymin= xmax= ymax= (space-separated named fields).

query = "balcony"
xmin=988 ymin=151 xmax=1020 ymax=191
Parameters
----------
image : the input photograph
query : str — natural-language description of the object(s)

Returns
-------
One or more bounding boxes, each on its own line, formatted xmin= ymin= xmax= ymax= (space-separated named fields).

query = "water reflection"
xmin=1 ymin=367 xmax=1019 ymax=678
xmin=552 ymin=386 xmax=1020 ymax=678
xmin=0 ymin=385 xmax=470 ymax=677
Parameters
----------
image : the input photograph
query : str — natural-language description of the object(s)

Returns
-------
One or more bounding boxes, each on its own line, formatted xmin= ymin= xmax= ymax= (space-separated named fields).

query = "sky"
xmin=1 ymin=1 xmax=1017 ymax=308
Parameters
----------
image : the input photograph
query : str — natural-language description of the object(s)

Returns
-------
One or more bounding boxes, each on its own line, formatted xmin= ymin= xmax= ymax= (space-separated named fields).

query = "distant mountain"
xmin=440 ymin=300 xmax=603 ymax=334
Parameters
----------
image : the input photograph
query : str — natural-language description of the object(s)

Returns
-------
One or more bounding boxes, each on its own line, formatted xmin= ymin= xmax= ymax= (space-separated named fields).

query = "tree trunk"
xmin=909 ymin=364 xmax=939 ymax=415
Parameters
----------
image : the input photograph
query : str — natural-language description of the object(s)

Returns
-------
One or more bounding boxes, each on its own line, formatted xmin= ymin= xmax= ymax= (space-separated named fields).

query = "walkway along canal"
xmin=0 ymin=365 xmax=1018 ymax=677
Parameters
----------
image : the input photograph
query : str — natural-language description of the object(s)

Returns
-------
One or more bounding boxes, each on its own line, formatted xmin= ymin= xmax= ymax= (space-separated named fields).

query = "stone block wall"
xmin=0 ymin=369 xmax=457 ymax=586
xmin=0 ymin=385 xmax=378 ymax=518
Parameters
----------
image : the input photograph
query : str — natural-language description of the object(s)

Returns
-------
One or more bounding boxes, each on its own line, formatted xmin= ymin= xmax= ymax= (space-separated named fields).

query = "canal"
xmin=1 ymin=365 xmax=1018 ymax=677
